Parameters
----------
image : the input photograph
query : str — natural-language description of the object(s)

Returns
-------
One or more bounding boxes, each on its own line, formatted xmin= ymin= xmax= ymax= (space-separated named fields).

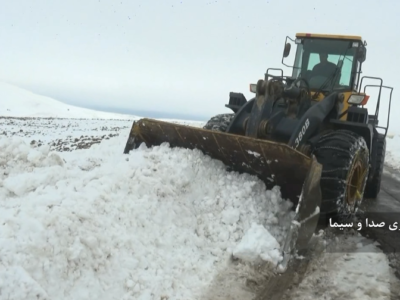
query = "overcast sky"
xmin=0 ymin=0 xmax=399 ymax=126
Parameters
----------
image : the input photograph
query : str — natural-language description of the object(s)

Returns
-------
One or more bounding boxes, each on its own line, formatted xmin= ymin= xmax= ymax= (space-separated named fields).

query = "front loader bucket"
xmin=124 ymin=118 xmax=322 ymax=269
xmin=125 ymin=119 xmax=314 ymax=203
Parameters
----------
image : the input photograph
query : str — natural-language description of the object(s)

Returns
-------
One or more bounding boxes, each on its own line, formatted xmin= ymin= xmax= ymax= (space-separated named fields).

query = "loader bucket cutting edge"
xmin=277 ymin=155 xmax=322 ymax=272
xmin=124 ymin=118 xmax=322 ymax=265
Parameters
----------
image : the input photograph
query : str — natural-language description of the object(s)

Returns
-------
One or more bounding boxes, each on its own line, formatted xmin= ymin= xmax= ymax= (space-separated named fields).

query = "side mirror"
xmin=283 ymin=43 xmax=291 ymax=58
xmin=357 ymin=47 xmax=366 ymax=62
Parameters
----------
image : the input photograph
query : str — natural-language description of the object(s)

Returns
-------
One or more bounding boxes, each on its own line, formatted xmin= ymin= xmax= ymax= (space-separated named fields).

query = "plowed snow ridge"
xmin=0 ymin=130 xmax=295 ymax=300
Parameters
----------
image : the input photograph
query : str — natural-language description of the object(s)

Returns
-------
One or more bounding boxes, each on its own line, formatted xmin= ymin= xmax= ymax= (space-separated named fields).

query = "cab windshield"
xmin=291 ymin=38 xmax=359 ymax=91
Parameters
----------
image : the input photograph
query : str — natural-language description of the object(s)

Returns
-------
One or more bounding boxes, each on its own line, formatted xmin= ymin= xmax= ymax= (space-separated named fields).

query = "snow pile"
xmin=0 ymin=266 xmax=49 ymax=299
xmin=0 ymin=132 xmax=294 ymax=300
xmin=0 ymin=81 xmax=138 ymax=119
xmin=232 ymin=223 xmax=282 ymax=264
xmin=385 ymin=133 xmax=400 ymax=170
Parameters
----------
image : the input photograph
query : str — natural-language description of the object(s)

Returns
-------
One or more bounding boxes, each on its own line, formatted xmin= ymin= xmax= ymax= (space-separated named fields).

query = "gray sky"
xmin=0 ymin=0 xmax=399 ymax=127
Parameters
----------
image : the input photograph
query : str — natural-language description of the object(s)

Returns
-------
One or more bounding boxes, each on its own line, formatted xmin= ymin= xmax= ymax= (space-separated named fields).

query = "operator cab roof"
xmin=296 ymin=33 xmax=363 ymax=42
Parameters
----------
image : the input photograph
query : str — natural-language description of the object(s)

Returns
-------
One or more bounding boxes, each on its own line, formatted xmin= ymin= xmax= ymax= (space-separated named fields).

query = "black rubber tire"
xmin=364 ymin=133 xmax=386 ymax=198
xmin=312 ymin=130 xmax=370 ymax=220
xmin=203 ymin=113 xmax=235 ymax=132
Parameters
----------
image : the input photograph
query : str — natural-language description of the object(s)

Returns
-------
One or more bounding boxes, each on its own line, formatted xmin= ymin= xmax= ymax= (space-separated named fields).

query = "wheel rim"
xmin=346 ymin=152 xmax=367 ymax=208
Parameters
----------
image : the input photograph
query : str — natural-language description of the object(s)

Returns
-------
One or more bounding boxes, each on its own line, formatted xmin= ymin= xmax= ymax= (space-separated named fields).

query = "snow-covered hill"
xmin=0 ymin=82 xmax=138 ymax=119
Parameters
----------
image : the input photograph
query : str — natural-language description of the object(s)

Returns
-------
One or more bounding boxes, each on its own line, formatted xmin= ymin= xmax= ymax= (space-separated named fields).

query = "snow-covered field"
xmin=0 ymin=83 xmax=398 ymax=299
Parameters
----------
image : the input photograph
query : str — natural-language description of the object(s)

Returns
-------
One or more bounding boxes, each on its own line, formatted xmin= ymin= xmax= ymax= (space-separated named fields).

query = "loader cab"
xmin=283 ymin=33 xmax=367 ymax=94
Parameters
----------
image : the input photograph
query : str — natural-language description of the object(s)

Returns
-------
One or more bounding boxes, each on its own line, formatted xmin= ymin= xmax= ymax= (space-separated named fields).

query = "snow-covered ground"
xmin=0 ymin=84 xmax=397 ymax=299
xmin=385 ymin=134 xmax=400 ymax=170
xmin=1 ymin=117 xmax=396 ymax=300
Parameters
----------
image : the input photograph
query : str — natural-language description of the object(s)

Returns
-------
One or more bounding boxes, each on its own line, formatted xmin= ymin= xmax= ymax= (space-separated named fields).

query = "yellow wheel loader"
xmin=123 ymin=33 xmax=393 ymax=272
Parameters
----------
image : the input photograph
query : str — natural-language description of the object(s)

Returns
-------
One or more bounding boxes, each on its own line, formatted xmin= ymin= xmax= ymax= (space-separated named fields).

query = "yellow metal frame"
xmin=295 ymin=33 xmax=363 ymax=41
xmin=310 ymin=91 xmax=369 ymax=121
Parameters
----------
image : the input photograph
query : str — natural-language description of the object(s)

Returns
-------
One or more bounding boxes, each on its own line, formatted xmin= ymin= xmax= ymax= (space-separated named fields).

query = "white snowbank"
xmin=0 ymin=81 xmax=138 ymax=119
xmin=232 ymin=223 xmax=282 ymax=265
xmin=385 ymin=133 xmax=400 ymax=170
xmin=0 ymin=131 xmax=294 ymax=299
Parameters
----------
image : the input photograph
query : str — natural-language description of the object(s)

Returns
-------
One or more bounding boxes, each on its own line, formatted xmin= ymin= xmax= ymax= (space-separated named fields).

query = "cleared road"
xmin=255 ymin=165 xmax=400 ymax=300
xmin=359 ymin=166 xmax=400 ymax=279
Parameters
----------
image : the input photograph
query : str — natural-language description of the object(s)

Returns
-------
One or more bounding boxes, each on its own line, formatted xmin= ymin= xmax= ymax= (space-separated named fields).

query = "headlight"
xmin=348 ymin=94 xmax=369 ymax=105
